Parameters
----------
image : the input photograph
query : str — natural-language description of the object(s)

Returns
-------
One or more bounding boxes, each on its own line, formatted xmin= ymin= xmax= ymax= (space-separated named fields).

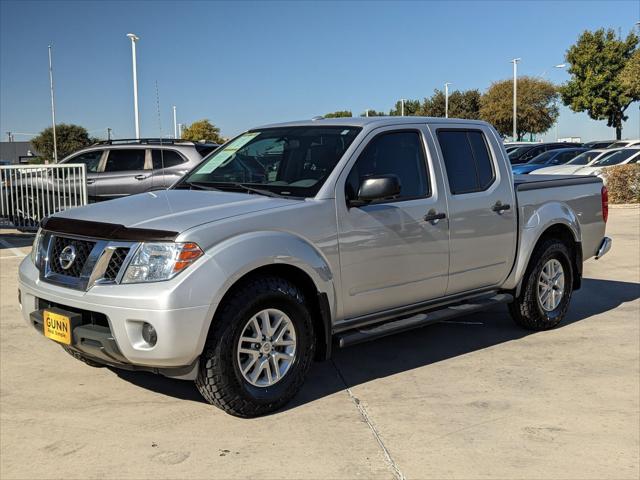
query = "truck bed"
xmin=513 ymin=174 xmax=601 ymax=191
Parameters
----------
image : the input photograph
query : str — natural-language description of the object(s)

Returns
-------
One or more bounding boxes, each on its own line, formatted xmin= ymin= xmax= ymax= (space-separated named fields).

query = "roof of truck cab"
xmin=254 ymin=116 xmax=490 ymax=130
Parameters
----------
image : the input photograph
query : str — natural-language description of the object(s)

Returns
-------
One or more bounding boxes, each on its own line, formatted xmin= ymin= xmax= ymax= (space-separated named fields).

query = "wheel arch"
xmin=200 ymin=231 xmax=336 ymax=361
xmin=513 ymin=221 xmax=582 ymax=297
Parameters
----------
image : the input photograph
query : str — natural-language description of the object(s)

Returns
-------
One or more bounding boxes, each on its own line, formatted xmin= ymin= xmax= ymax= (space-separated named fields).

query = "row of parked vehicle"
xmin=505 ymin=139 xmax=640 ymax=177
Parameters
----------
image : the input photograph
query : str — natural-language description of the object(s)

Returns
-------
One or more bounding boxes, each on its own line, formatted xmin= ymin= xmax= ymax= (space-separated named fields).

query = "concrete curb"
xmin=610 ymin=203 xmax=639 ymax=209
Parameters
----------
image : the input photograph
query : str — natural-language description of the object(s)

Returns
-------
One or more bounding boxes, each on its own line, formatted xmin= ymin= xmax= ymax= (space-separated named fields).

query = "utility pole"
xmin=177 ymin=123 xmax=183 ymax=139
xmin=6 ymin=132 xmax=12 ymax=142
xmin=511 ymin=58 xmax=521 ymax=141
xmin=400 ymin=99 xmax=405 ymax=116
xmin=172 ymin=106 xmax=177 ymax=138
xmin=444 ymin=82 xmax=452 ymax=118
xmin=107 ymin=128 xmax=112 ymax=141
xmin=48 ymin=44 xmax=58 ymax=163
xmin=126 ymin=33 xmax=140 ymax=139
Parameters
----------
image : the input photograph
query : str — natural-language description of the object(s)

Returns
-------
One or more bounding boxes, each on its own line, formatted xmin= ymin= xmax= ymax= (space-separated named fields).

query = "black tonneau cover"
xmin=514 ymin=174 xmax=602 ymax=191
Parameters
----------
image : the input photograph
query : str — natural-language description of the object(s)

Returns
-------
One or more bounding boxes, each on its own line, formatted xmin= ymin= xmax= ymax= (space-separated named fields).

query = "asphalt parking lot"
xmin=0 ymin=208 xmax=638 ymax=480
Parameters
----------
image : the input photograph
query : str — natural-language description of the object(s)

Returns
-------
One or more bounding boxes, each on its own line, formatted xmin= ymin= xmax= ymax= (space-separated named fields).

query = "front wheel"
xmin=509 ymin=239 xmax=574 ymax=330
xmin=196 ymin=276 xmax=315 ymax=417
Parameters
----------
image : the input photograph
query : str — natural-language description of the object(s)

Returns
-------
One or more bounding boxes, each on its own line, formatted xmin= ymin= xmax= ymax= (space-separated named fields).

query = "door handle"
xmin=135 ymin=174 xmax=148 ymax=181
xmin=424 ymin=210 xmax=447 ymax=223
xmin=86 ymin=179 xmax=95 ymax=185
xmin=492 ymin=201 xmax=511 ymax=213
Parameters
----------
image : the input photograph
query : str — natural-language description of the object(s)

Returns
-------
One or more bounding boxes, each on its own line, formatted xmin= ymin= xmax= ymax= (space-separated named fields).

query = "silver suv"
xmin=59 ymin=139 xmax=218 ymax=202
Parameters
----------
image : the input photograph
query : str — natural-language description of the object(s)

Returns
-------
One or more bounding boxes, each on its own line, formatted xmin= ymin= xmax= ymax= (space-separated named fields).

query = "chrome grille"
xmin=104 ymin=247 xmax=130 ymax=281
xmin=49 ymin=236 xmax=95 ymax=277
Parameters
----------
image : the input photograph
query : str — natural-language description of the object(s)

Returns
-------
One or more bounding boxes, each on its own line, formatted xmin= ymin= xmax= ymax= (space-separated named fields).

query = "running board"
xmin=336 ymin=293 xmax=513 ymax=348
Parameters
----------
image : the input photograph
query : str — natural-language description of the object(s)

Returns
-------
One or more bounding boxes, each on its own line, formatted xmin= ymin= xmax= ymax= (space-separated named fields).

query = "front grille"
xmin=104 ymin=247 xmax=130 ymax=281
xmin=49 ymin=236 xmax=95 ymax=277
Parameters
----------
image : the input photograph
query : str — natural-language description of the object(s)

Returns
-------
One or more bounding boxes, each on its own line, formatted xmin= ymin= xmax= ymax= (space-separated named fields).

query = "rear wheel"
xmin=196 ymin=276 xmax=315 ymax=417
xmin=509 ymin=239 xmax=574 ymax=330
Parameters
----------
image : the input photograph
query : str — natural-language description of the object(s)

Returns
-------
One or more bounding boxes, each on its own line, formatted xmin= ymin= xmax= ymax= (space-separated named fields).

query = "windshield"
xmin=179 ymin=126 xmax=361 ymax=197
xmin=592 ymin=149 xmax=639 ymax=166
xmin=508 ymin=146 xmax=533 ymax=159
xmin=567 ymin=150 xmax=604 ymax=165
xmin=527 ymin=150 xmax=557 ymax=165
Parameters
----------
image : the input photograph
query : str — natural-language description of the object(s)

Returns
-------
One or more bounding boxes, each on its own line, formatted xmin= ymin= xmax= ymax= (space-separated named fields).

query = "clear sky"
xmin=1 ymin=0 xmax=639 ymax=142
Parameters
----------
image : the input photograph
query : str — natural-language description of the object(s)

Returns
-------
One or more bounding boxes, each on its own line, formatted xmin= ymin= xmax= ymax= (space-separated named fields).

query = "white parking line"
xmin=0 ymin=238 xmax=27 ymax=258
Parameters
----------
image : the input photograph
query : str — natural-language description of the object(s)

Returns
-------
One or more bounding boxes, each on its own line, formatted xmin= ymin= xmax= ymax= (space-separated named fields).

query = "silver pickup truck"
xmin=19 ymin=117 xmax=612 ymax=417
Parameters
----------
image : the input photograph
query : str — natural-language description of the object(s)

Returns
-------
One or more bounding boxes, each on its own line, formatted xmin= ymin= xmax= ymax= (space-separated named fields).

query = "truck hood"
xmin=51 ymin=190 xmax=299 ymax=233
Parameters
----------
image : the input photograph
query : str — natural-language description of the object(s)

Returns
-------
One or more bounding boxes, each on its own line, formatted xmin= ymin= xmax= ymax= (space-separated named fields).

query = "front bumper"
xmin=18 ymin=255 xmax=217 ymax=374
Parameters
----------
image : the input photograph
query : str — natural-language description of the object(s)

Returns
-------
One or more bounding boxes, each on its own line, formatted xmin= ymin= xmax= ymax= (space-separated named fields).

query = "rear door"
xmin=429 ymin=124 xmax=517 ymax=295
xmin=93 ymin=148 xmax=151 ymax=200
xmin=150 ymin=149 xmax=190 ymax=189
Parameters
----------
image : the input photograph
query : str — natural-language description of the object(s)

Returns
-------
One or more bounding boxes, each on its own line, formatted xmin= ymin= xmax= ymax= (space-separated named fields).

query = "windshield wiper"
xmin=231 ymin=183 xmax=285 ymax=198
xmin=180 ymin=181 xmax=221 ymax=191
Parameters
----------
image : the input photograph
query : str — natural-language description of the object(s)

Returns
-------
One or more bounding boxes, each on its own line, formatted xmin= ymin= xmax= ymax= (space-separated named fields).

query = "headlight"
xmin=121 ymin=242 xmax=203 ymax=284
xmin=30 ymin=228 xmax=44 ymax=266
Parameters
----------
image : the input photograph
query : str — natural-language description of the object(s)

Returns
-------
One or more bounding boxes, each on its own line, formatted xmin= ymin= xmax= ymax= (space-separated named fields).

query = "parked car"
xmin=511 ymin=147 xmax=587 ymax=175
xmin=19 ymin=117 xmax=611 ymax=417
xmin=531 ymin=148 xmax=624 ymax=175
xmin=606 ymin=139 xmax=640 ymax=149
xmin=583 ymin=140 xmax=616 ymax=149
xmin=574 ymin=147 xmax=640 ymax=176
xmin=8 ymin=138 xmax=218 ymax=205
xmin=508 ymin=142 xmax=582 ymax=164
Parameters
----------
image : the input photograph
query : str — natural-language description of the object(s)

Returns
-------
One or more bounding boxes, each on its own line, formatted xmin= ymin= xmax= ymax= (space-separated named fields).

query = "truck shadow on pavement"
xmin=0 ymin=232 xmax=34 ymax=248
xmin=112 ymin=277 xmax=640 ymax=411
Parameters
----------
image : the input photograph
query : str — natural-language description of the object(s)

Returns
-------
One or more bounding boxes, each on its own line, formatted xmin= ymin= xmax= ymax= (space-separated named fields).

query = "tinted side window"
xmin=104 ymin=150 xmax=146 ymax=172
xmin=437 ymin=130 xmax=495 ymax=195
xmin=152 ymin=150 xmax=185 ymax=169
xmin=67 ymin=151 xmax=102 ymax=173
xmin=346 ymin=131 xmax=429 ymax=201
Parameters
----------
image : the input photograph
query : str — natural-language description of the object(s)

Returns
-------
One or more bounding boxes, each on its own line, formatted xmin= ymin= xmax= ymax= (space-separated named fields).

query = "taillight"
xmin=601 ymin=186 xmax=608 ymax=223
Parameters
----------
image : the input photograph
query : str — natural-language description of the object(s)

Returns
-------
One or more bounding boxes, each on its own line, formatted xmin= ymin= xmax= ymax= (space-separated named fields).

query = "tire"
xmin=196 ymin=276 xmax=315 ymax=417
xmin=62 ymin=346 xmax=105 ymax=368
xmin=509 ymin=239 xmax=574 ymax=331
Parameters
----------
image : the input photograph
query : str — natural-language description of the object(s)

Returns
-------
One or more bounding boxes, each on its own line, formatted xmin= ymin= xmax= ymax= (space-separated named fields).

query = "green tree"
xmin=480 ymin=77 xmax=559 ymax=140
xmin=360 ymin=109 xmax=386 ymax=117
xmin=324 ymin=110 xmax=352 ymax=118
xmin=619 ymin=49 xmax=640 ymax=100
xmin=389 ymin=99 xmax=421 ymax=116
xmin=420 ymin=89 xmax=481 ymax=119
xmin=31 ymin=123 xmax=93 ymax=163
xmin=181 ymin=119 xmax=225 ymax=143
xmin=560 ymin=28 xmax=639 ymax=140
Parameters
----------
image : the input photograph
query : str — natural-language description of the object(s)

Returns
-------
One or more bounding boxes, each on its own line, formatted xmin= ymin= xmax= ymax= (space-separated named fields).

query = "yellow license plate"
xmin=43 ymin=310 xmax=72 ymax=345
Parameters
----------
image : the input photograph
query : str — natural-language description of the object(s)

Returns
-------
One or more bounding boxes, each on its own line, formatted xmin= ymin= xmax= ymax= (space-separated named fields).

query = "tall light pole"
xmin=511 ymin=58 xmax=521 ymax=141
xmin=172 ymin=106 xmax=177 ymax=138
xmin=553 ymin=64 xmax=566 ymax=141
xmin=444 ymin=82 xmax=452 ymax=118
xmin=48 ymin=45 xmax=58 ymax=163
xmin=400 ymin=98 xmax=406 ymax=116
xmin=126 ymin=33 xmax=140 ymax=139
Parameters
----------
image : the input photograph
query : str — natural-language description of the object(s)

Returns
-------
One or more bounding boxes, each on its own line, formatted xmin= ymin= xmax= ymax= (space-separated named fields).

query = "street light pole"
xmin=444 ymin=82 xmax=452 ymax=118
xmin=400 ymin=99 xmax=405 ymax=116
xmin=48 ymin=45 xmax=58 ymax=163
xmin=511 ymin=58 xmax=521 ymax=141
xmin=172 ymin=106 xmax=177 ymax=138
xmin=126 ymin=33 xmax=140 ymax=140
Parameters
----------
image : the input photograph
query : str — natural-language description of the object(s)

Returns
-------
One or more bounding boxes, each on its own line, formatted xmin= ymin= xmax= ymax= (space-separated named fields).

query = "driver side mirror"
xmin=348 ymin=175 xmax=401 ymax=207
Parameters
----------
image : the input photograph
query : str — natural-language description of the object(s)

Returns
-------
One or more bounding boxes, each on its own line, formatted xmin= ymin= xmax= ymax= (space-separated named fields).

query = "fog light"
xmin=141 ymin=322 xmax=157 ymax=346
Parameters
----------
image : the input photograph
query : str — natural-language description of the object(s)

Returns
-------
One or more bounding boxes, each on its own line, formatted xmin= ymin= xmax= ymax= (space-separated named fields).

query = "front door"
xmin=428 ymin=125 xmax=517 ymax=295
xmin=336 ymin=126 xmax=450 ymax=320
